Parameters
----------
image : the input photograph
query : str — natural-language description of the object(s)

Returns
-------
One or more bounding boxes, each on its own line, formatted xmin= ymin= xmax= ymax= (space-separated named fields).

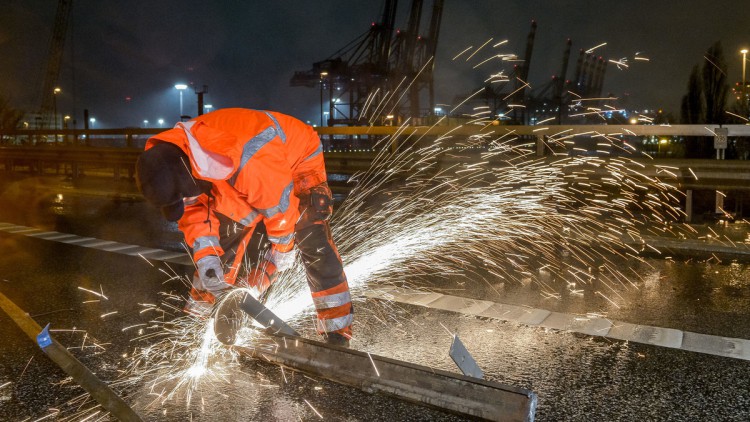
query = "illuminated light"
xmin=659 ymin=138 xmax=669 ymax=144
xmin=174 ymin=84 xmax=188 ymax=90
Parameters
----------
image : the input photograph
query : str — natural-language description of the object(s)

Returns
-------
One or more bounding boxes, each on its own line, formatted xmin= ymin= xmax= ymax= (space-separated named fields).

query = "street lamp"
xmin=175 ymin=83 xmax=188 ymax=119
xmin=89 ymin=117 xmax=96 ymax=128
xmin=204 ymin=104 xmax=213 ymax=114
xmin=143 ymin=119 xmax=149 ymax=127
xmin=53 ymin=87 xmax=61 ymax=142
xmin=741 ymin=49 xmax=748 ymax=110
xmin=658 ymin=138 xmax=668 ymax=157
xmin=158 ymin=118 xmax=164 ymax=127
xmin=320 ymin=72 xmax=329 ymax=127
xmin=63 ymin=116 xmax=71 ymax=144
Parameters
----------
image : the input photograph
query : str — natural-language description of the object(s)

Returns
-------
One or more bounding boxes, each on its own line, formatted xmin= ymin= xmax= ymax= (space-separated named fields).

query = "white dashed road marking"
xmin=0 ymin=222 xmax=191 ymax=266
xmin=365 ymin=287 xmax=750 ymax=361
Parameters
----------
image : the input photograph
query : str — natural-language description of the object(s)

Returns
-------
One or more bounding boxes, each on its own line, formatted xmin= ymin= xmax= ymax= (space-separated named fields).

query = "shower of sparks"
xmin=41 ymin=33 xmax=700 ymax=420
xmin=258 ymin=121 xmax=689 ymax=334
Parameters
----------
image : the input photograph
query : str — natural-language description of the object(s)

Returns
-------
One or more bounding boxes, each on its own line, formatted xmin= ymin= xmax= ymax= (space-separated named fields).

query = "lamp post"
xmin=741 ymin=49 xmax=748 ymax=112
xmin=320 ymin=71 xmax=328 ymax=127
xmin=53 ymin=87 xmax=61 ymax=142
xmin=63 ymin=116 xmax=71 ymax=144
xmin=175 ymin=83 xmax=188 ymax=119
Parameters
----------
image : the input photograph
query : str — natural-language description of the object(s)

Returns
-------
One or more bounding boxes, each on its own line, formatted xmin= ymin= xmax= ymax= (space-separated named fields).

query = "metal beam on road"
xmin=219 ymin=290 xmax=534 ymax=420
xmin=237 ymin=335 xmax=537 ymax=422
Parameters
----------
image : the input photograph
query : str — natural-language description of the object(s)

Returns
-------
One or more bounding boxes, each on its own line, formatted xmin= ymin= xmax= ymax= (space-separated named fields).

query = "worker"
xmin=135 ymin=108 xmax=352 ymax=346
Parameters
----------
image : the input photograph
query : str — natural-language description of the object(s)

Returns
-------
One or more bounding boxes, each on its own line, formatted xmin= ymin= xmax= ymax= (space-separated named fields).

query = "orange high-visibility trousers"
xmin=191 ymin=155 xmax=352 ymax=336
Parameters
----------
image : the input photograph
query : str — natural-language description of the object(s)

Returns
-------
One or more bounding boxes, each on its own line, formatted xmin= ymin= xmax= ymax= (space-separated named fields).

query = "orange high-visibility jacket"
xmin=145 ymin=108 xmax=324 ymax=262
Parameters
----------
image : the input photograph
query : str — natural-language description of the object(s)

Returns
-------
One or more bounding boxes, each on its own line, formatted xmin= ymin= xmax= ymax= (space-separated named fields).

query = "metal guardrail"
xmin=315 ymin=123 xmax=750 ymax=137
xmin=3 ymin=123 xmax=750 ymax=142
xmin=3 ymin=148 xmax=749 ymax=193
xmin=2 ymin=125 xmax=750 ymax=186
xmin=0 ymin=128 xmax=157 ymax=149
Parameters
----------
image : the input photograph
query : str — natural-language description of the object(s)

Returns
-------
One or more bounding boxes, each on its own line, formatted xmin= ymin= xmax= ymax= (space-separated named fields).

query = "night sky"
xmin=2 ymin=0 xmax=749 ymax=128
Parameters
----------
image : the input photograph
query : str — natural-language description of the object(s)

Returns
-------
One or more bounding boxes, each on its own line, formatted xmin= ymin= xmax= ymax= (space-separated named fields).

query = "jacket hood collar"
xmin=175 ymin=121 xmax=242 ymax=180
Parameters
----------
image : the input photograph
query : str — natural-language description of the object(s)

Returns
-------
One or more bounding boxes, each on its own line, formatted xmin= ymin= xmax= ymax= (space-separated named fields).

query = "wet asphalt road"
xmin=0 ymin=175 xmax=749 ymax=421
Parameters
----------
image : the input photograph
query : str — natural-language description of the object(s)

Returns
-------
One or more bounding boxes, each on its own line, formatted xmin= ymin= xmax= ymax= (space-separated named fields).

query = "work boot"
xmin=183 ymin=297 xmax=213 ymax=319
xmin=324 ymin=332 xmax=350 ymax=348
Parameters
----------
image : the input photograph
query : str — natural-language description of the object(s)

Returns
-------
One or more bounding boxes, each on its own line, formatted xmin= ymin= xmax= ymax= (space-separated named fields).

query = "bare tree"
xmin=680 ymin=42 xmax=730 ymax=158
xmin=680 ymin=64 xmax=704 ymax=124
xmin=702 ymin=41 xmax=729 ymax=125
xmin=0 ymin=95 xmax=24 ymax=143
xmin=681 ymin=65 xmax=706 ymax=158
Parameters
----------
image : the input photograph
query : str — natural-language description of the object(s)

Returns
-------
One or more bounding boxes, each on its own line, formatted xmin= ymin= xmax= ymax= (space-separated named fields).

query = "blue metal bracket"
xmin=36 ymin=323 xmax=52 ymax=349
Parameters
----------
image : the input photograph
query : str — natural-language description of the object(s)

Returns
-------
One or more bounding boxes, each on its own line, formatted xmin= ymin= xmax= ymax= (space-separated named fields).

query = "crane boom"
xmin=39 ymin=0 xmax=73 ymax=126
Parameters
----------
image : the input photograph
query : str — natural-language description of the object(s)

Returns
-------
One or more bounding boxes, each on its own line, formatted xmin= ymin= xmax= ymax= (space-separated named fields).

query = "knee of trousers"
xmin=296 ymin=223 xmax=346 ymax=291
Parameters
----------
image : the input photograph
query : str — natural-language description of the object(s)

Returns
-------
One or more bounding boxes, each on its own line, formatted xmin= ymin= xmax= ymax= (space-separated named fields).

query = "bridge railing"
xmin=2 ymin=124 xmax=749 ymax=221
xmin=1 ymin=126 xmax=747 ymax=173
xmin=2 ymin=123 xmax=749 ymax=177
xmin=3 ymin=124 xmax=750 ymax=147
